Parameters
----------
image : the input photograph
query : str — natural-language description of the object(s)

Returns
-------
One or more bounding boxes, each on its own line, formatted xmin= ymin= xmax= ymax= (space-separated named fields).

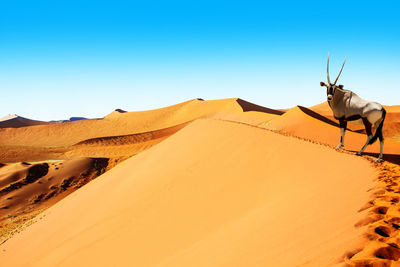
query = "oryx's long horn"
xmin=334 ymin=57 xmax=347 ymax=85
xmin=327 ymin=54 xmax=331 ymax=84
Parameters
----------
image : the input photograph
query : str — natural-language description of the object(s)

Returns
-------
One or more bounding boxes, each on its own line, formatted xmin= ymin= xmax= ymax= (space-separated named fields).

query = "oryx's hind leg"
xmin=356 ymin=118 xmax=373 ymax=156
xmin=376 ymin=133 xmax=384 ymax=162
xmin=376 ymin=125 xmax=384 ymax=163
xmin=336 ymin=119 xmax=347 ymax=149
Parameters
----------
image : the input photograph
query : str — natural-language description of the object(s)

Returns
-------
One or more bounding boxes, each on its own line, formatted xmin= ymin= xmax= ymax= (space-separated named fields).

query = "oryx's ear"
xmin=320 ymin=82 xmax=327 ymax=87
xmin=338 ymin=84 xmax=344 ymax=89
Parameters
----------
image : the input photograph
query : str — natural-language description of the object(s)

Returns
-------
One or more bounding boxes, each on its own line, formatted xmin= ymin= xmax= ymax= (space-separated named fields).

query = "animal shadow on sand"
xmin=297 ymin=106 xmax=364 ymax=133
xmin=348 ymin=151 xmax=400 ymax=165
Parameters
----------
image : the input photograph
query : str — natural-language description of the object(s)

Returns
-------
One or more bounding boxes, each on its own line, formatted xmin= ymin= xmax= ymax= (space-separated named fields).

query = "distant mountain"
xmin=50 ymin=117 xmax=88 ymax=123
xmin=68 ymin=117 xmax=87 ymax=122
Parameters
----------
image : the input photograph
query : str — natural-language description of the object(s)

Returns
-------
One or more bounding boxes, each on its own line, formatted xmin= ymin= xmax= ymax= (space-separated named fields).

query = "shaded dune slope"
xmin=0 ymin=116 xmax=50 ymax=129
xmin=0 ymin=158 xmax=109 ymax=241
xmin=235 ymin=98 xmax=284 ymax=115
xmin=0 ymin=119 xmax=377 ymax=267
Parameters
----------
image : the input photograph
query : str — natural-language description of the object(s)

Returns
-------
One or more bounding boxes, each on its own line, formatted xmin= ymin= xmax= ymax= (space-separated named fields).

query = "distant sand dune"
xmin=0 ymin=98 xmax=281 ymax=147
xmin=0 ymin=98 xmax=282 ymax=162
xmin=0 ymin=115 xmax=50 ymax=129
xmin=74 ymin=121 xmax=191 ymax=146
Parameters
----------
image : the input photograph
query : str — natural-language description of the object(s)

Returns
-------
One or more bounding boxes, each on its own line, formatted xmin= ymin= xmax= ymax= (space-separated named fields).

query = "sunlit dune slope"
xmin=64 ymin=122 xmax=191 ymax=159
xmin=0 ymin=119 xmax=376 ymax=267
xmin=266 ymin=105 xmax=400 ymax=156
xmin=382 ymin=105 xmax=400 ymax=141
xmin=309 ymin=101 xmax=332 ymax=116
xmin=0 ymin=98 xmax=281 ymax=147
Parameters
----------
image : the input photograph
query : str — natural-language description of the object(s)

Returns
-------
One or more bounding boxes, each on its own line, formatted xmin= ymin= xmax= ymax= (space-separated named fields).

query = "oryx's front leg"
xmin=336 ymin=119 xmax=347 ymax=149
xmin=357 ymin=118 xmax=372 ymax=156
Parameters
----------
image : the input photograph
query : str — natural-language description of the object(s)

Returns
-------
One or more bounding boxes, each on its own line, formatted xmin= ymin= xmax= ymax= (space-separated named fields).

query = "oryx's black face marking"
xmin=320 ymin=82 xmax=341 ymax=102
xmin=326 ymin=84 xmax=335 ymax=101
xmin=320 ymin=54 xmax=346 ymax=102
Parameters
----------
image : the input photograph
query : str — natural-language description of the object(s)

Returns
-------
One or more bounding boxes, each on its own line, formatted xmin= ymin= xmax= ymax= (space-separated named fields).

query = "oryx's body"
xmin=329 ymin=89 xmax=384 ymax=123
xmin=320 ymin=55 xmax=386 ymax=162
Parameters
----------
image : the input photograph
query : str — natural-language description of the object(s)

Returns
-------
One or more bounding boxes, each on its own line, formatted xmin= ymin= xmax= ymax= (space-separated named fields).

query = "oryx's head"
xmin=320 ymin=54 xmax=346 ymax=101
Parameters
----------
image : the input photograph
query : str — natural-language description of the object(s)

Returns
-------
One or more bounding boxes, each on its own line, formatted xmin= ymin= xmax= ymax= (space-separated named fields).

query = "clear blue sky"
xmin=1 ymin=0 xmax=399 ymax=120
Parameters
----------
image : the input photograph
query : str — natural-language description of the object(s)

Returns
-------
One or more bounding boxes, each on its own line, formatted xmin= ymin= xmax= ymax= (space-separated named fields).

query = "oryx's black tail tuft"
xmin=369 ymin=108 xmax=386 ymax=145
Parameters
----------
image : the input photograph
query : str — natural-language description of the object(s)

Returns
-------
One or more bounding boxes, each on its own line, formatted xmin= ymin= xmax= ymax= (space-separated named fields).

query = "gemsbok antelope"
xmin=320 ymin=55 xmax=386 ymax=162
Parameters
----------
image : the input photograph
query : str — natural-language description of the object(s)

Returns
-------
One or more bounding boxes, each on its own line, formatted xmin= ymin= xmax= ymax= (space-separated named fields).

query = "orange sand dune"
xmin=0 ymin=146 xmax=67 ymax=163
xmin=0 ymin=119 xmax=377 ymax=266
xmin=309 ymin=101 xmax=332 ymax=116
xmin=74 ymin=121 xmax=191 ymax=146
xmin=63 ymin=122 xmax=192 ymax=159
xmin=0 ymin=98 xmax=281 ymax=147
xmin=266 ymin=105 xmax=400 ymax=162
xmin=0 ymin=123 xmax=189 ymax=163
xmin=0 ymin=98 xmax=281 ymax=162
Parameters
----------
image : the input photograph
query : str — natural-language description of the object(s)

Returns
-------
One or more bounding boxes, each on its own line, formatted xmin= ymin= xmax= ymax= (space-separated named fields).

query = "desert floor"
xmin=1 ymin=98 xmax=400 ymax=266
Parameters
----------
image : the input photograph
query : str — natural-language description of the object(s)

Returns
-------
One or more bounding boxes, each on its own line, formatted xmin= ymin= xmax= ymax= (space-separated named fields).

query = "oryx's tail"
xmin=369 ymin=108 xmax=386 ymax=145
